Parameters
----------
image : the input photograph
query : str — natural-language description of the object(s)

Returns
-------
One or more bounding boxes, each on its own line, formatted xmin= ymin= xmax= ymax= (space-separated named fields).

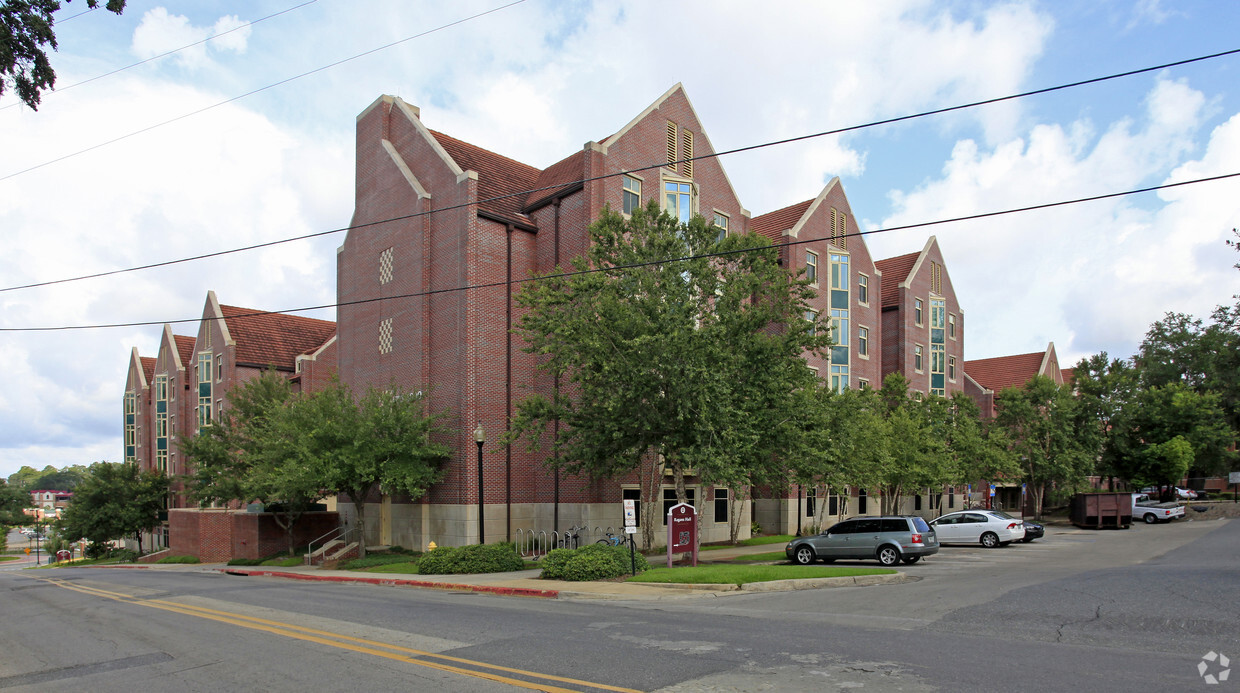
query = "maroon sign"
xmin=666 ymin=502 xmax=698 ymax=568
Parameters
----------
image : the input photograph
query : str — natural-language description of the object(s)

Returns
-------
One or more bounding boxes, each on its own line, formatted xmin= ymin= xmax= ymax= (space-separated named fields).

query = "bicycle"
xmin=596 ymin=529 xmax=629 ymax=547
xmin=558 ymin=524 xmax=585 ymax=549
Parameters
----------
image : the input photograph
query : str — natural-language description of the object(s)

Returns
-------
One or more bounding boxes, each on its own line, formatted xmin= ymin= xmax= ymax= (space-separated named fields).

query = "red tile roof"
xmin=751 ymin=199 xmax=812 ymax=244
xmin=525 ymin=150 xmax=585 ymax=210
xmin=1061 ymin=367 xmax=1075 ymax=385
xmin=964 ymin=352 xmax=1047 ymax=393
xmin=220 ymin=305 xmax=336 ymax=369
xmin=173 ymin=335 xmax=196 ymax=369
xmin=874 ymin=252 xmax=919 ymax=307
xmin=429 ymin=129 xmax=540 ymax=226
xmin=141 ymin=356 xmax=156 ymax=384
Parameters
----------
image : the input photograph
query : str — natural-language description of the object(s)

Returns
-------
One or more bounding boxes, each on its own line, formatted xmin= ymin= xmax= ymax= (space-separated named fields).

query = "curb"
xmin=212 ymin=568 xmax=561 ymax=599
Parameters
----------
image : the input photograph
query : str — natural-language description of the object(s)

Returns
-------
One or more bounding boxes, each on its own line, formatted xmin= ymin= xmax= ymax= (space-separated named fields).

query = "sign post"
xmin=666 ymin=503 xmax=698 ymax=569
xmin=622 ymin=499 xmax=638 ymax=576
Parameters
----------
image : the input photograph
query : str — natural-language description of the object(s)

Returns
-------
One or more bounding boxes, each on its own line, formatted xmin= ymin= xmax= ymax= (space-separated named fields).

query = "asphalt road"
xmin=1 ymin=518 xmax=1235 ymax=692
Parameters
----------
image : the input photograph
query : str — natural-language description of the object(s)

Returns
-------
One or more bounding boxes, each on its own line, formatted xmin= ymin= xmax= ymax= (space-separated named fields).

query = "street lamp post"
xmin=474 ymin=423 xmax=485 ymax=544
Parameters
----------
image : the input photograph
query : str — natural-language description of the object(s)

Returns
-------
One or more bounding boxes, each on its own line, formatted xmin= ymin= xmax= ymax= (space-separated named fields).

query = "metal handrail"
xmin=305 ymin=525 xmax=357 ymax=565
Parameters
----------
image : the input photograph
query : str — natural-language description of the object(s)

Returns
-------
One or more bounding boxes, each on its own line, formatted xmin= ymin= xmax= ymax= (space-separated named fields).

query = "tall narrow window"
xmin=858 ymin=487 xmax=868 ymax=514
xmin=155 ymin=374 xmax=169 ymax=472
xmin=713 ymin=212 xmax=729 ymax=243
xmin=914 ymin=345 xmax=924 ymax=372
xmin=714 ymin=488 xmax=728 ymax=523
xmin=858 ymin=326 xmax=869 ymax=357
xmin=805 ymin=250 xmax=818 ymax=283
xmin=216 ymin=354 xmax=223 ymax=383
xmin=124 ymin=392 xmax=137 ymax=462
xmin=949 ymin=356 xmax=957 ymax=381
xmin=930 ymin=297 xmax=947 ymax=395
xmin=829 ymin=254 xmax=850 ymax=392
xmin=197 ymin=353 xmax=212 ymax=429
xmin=948 ymin=313 xmax=957 ymax=340
xmin=915 ymin=298 xmax=924 ymax=325
xmin=805 ymin=310 xmax=818 ymax=336
xmin=805 ymin=486 xmax=816 ymax=517
xmin=857 ymin=274 xmax=869 ymax=305
xmin=622 ymin=175 xmax=641 ymax=215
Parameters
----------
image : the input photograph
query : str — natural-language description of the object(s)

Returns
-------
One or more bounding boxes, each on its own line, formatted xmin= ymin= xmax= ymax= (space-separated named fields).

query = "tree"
xmin=182 ymin=371 xmax=327 ymax=556
xmin=1 ymin=0 xmax=126 ymax=110
xmin=1111 ymin=383 xmax=1233 ymax=484
xmin=298 ymin=383 xmax=450 ymax=558
xmin=57 ymin=461 xmax=167 ymax=554
xmin=994 ymin=376 xmax=1094 ymax=519
xmin=511 ymin=201 xmax=829 ymax=512
xmin=0 ymin=479 xmax=31 ymax=527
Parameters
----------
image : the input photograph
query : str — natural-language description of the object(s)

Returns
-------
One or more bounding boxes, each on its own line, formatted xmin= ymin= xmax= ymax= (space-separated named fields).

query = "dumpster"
xmin=1070 ymin=492 xmax=1132 ymax=529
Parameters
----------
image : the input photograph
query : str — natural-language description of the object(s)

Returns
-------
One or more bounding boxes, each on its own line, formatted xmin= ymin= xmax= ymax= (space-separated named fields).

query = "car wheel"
xmin=901 ymin=555 xmax=921 ymax=565
xmin=877 ymin=546 xmax=900 ymax=566
xmin=980 ymin=532 xmax=999 ymax=548
xmin=1142 ymin=513 xmax=1156 ymax=524
xmin=794 ymin=546 xmax=816 ymax=565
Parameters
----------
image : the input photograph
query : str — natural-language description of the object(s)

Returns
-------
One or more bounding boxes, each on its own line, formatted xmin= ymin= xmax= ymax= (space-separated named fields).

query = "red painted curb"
xmin=215 ymin=568 xmax=560 ymax=599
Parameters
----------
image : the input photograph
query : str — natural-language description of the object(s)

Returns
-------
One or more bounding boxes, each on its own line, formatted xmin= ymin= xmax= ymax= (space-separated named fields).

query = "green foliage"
xmin=226 ymin=558 xmax=264 ymax=566
xmin=0 ymin=0 xmax=127 ymax=110
xmin=56 ymin=462 xmax=168 ymax=552
xmin=155 ymin=555 xmax=200 ymax=564
xmin=417 ymin=543 xmax=524 ymax=575
xmin=749 ymin=521 xmax=762 ymax=536
xmin=260 ymin=557 xmax=304 ymax=567
xmin=511 ymin=201 xmax=828 ymax=511
xmin=108 ymin=548 xmax=139 ymax=563
xmin=342 ymin=554 xmax=420 ymax=570
xmin=0 ymin=480 xmax=31 ymax=527
xmin=539 ymin=544 xmax=651 ymax=581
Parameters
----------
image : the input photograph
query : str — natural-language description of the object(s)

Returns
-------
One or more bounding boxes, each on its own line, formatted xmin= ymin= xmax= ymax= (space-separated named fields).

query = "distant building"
xmin=964 ymin=342 xmax=1066 ymax=419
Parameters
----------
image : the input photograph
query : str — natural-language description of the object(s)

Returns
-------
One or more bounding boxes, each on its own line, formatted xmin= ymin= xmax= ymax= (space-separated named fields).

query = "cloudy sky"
xmin=2 ymin=0 xmax=1239 ymax=479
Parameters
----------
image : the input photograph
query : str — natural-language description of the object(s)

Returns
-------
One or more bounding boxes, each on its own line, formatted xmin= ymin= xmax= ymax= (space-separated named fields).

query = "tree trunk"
xmin=352 ymin=496 xmax=368 ymax=559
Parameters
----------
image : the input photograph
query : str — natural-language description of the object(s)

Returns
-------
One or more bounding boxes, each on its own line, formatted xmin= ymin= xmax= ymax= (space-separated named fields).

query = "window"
xmin=713 ymin=212 xmax=729 ymax=243
xmin=155 ymin=373 xmax=169 ymax=472
xmin=663 ymin=180 xmax=694 ymax=223
xmin=662 ymin=487 xmax=696 ymax=524
xmin=124 ymin=392 xmax=137 ymax=462
xmin=858 ymin=378 xmax=870 ymax=389
xmin=948 ymin=313 xmax=957 ymax=340
xmin=379 ymin=318 xmax=394 ymax=355
xmin=197 ymin=353 xmax=212 ymax=429
xmin=857 ymin=487 xmax=867 ymax=514
xmin=805 ymin=310 xmax=818 ymax=336
xmin=949 ymin=356 xmax=957 ymax=381
xmin=915 ymin=298 xmax=924 ymax=325
xmin=948 ymin=487 xmax=956 ymax=508
xmin=858 ymin=326 xmax=869 ymax=357
xmin=914 ymin=345 xmax=924 ymax=372
xmin=805 ymin=250 xmax=818 ymax=284
xmin=379 ymin=247 xmax=394 ymax=285
xmin=622 ymin=175 xmax=641 ymax=215
xmin=714 ymin=488 xmax=728 ymax=523
xmin=829 ymin=253 xmax=850 ymax=393
xmin=914 ymin=494 xmax=922 ymax=511
xmin=857 ymin=274 xmax=869 ymax=305
xmin=623 ymin=488 xmax=641 ymax=528
xmin=828 ymin=492 xmax=839 ymax=516
xmin=930 ymin=298 xmax=946 ymax=395
xmin=216 ymin=354 xmax=223 ymax=383
xmin=805 ymin=486 xmax=816 ymax=517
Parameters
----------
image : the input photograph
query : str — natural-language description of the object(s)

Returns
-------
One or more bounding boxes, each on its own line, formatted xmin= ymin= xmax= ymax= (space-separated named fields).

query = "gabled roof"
xmin=219 ymin=305 xmax=336 ymax=370
xmin=874 ymin=251 xmax=919 ymax=307
xmin=525 ymin=150 xmax=585 ymax=210
xmin=141 ymin=357 xmax=156 ymax=385
xmin=965 ymin=352 xmax=1048 ymax=393
xmin=428 ymin=129 xmax=540 ymax=226
xmin=751 ymin=199 xmax=813 ymax=244
xmin=173 ymin=335 xmax=196 ymax=370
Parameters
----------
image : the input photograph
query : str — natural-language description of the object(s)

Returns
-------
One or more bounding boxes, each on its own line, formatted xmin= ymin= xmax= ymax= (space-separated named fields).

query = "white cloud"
xmin=131 ymin=8 xmax=251 ymax=69
xmin=876 ymin=77 xmax=1237 ymax=366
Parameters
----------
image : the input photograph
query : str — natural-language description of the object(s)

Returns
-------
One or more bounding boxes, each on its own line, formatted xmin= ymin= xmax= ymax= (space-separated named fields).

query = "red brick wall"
xmin=169 ymin=508 xmax=340 ymax=561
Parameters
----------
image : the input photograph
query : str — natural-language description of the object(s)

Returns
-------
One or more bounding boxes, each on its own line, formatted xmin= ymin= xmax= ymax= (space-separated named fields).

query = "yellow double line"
xmin=39 ymin=577 xmax=641 ymax=693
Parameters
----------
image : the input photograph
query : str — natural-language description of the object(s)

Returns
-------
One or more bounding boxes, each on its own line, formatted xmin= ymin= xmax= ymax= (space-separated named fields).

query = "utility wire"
xmin=4 ymin=169 xmax=1236 ymax=333
xmin=1 ymin=45 xmax=1236 ymax=294
xmin=0 ymin=0 xmax=528 ymax=182
xmin=0 ymin=1 xmax=318 ymax=112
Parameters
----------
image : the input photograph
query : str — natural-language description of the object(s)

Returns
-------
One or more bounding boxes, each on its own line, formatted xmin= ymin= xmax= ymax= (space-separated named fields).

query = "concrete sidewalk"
xmin=93 ymin=540 xmax=907 ymax=600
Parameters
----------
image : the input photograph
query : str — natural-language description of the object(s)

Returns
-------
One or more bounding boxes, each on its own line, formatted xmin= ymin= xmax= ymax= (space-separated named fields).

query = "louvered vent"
xmin=682 ymin=130 xmax=693 ymax=177
xmin=666 ymin=122 xmax=677 ymax=169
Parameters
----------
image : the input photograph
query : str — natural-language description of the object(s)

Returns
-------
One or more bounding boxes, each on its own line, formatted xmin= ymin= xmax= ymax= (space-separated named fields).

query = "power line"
xmin=2 ymin=45 xmax=1236 ymax=294
xmin=0 ymin=1 xmax=318 ymax=112
xmin=4 ymin=169 xmax=1236 ymax=333
xmin=0 ymin=0 xmax=529 ymax=182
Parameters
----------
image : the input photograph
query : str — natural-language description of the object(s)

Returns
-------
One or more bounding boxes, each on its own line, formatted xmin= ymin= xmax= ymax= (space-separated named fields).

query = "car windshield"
xmin=988 ymin=510 xmax=1017 ymax=520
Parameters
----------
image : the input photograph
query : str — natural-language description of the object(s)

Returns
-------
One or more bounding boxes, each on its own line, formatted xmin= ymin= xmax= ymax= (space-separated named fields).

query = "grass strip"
xmin=630 ymin=564 xmax=893 ymax=586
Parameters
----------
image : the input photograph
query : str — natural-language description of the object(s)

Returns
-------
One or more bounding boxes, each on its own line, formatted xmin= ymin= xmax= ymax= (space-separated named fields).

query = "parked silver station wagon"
xmin=785 ymin=515 xmax=939 ymax=566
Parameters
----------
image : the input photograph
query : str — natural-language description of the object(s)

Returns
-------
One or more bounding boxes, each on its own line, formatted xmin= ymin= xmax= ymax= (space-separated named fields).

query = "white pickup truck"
xmin=1131 ymin=493 xmax=1185 ymax=524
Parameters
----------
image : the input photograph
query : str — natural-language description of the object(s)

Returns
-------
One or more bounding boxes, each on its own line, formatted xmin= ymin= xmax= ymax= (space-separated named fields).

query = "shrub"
xmin=155 ymin=555 xmax=200 ymax=564
xmin=417 ymin=542 xmax=524 ymax=575
xmin=750 ymin=521 xmax=762 ymax=536
xmin=227 ymin=558 xmax=264 ymax=566
xmin=110 ymin=548 xmax=139 ymax=563
xmin=540 ymin=544 xmax=650 ymax=581
xmin=342 ymin=554 xmax=419 ymax=570
xmin=261 ymin=557 xmax=304 ymax=567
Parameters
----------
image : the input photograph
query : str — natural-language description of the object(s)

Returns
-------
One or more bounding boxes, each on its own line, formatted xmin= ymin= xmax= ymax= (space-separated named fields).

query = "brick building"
xmin=964 ymin=342 xmax=1066 ymax=419
xmin=875 ymin=236 xmax=966 ymax=398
